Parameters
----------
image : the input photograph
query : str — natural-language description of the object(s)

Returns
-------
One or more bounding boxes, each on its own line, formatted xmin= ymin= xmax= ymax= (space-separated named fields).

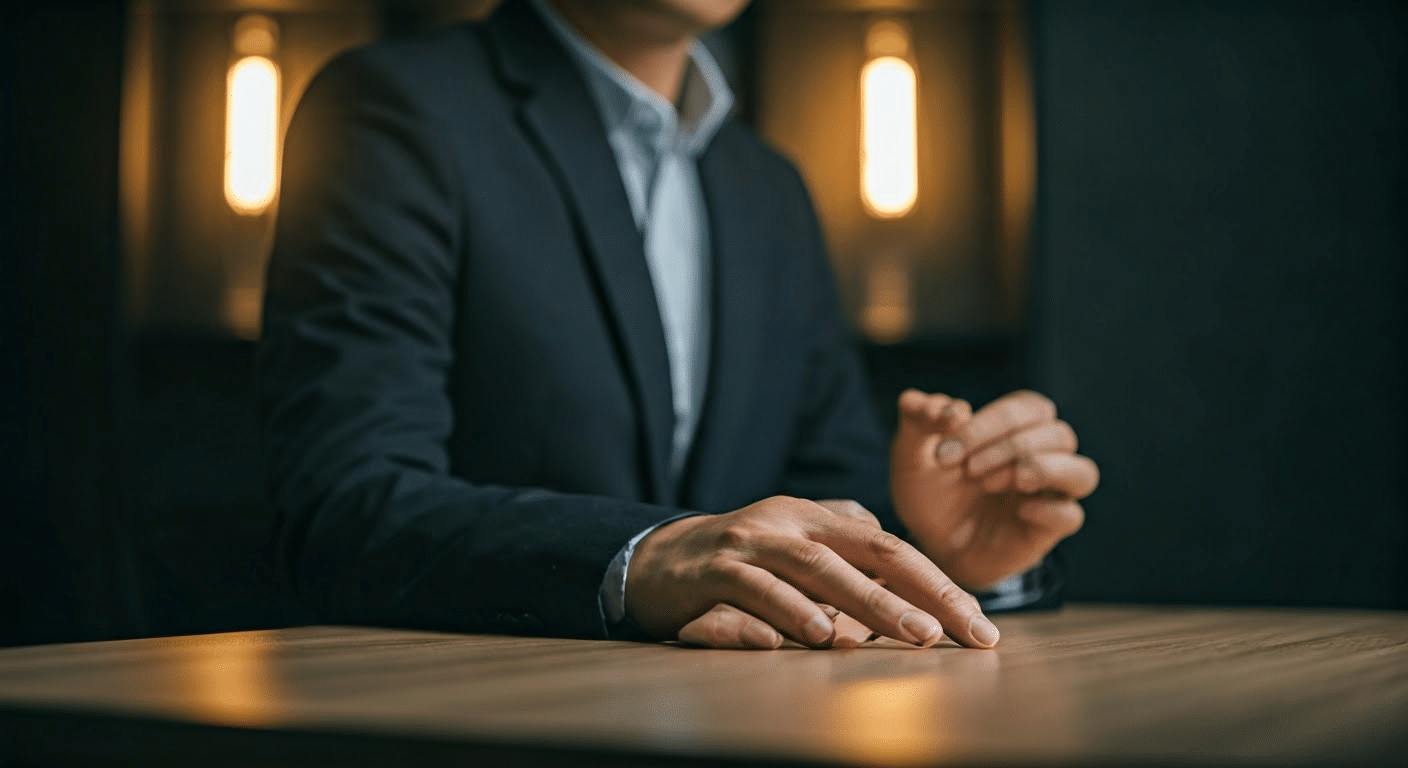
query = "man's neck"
xmin=547 ymin=1 xmax=694 ymax=104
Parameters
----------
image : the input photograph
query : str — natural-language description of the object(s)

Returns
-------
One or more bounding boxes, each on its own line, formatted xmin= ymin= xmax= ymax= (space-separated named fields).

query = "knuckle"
xmin=705 ymin=554 xmax=747 ymax=585
xmin=767 ymin=495 xmax=820 ymax=524
xmin=786 ymin=539 xmax=832 ymax=571
xmin=972 ymin=446 xmax=1005 ymax=471
xmin=1064 ymin=503 xmax=1086 ymax=533
xmin=867 ymin=531 xmax=909 ymax=562
xmin=704 ymin=619 xmax=741 ymax=648
xmin=859 ymin=585 xmax=895 ymax=615
xmin=1085 ymin=458 xmax=1101 ymax=488
xmin=1015 ymin=389 xmax=1056 ymax=418
xmin=1009 ymin=431 xmax=1035 ymax=455
xmin=837 ymin=499 xmax=864 ymax=516
xmin=677 ymin=623 xmax=707 ymax=646
xmin=756 ymin=575 xmax=793 ymax=608
xmin=709 ymin=608 xmax=742 ymax=636
xmin=693 ymin=620 xmax=729 ymax=647
xmin=935 ymin=580 xmax=971 ymax=608
xmin=1035 ymin=394 xmax=1058 ymax=419
xmin=716 ymin=522 xmax=755 ymax=551
xmin=1054 ymin=419 xmax=1078 ymax=449
xmin=1017 ymin=462 xmax=1040 ymax=492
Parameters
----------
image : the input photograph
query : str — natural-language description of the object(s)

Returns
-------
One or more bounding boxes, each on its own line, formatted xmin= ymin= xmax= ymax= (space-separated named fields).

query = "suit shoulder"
xmin=711 ymin=121 xmax=814 ymax=200
xmin=306 ymin=22 xmax=494 ymax=110
xmin=713 ymin=122 xmax=801 ymax=176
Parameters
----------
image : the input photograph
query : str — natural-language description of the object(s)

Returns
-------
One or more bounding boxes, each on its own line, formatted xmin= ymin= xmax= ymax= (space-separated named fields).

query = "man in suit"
xmin=257 ymin=0 xmax=1099 ymax=650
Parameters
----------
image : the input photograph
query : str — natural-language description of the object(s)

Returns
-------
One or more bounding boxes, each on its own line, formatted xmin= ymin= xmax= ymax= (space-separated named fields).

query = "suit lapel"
xmin=483 ymin=1 xmax=674 ymax=503
xmin=681 ymin=133 xmax=773 ymax=511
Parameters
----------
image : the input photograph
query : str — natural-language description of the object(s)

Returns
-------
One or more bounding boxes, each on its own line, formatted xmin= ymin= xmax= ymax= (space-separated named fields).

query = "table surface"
xmin=1 ymin=604 xmax=1405 ymax=767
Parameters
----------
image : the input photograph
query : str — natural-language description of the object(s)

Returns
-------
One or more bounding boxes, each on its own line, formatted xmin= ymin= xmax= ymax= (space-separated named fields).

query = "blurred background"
xmin=2 ymin=0 xmax=1404 ymax=646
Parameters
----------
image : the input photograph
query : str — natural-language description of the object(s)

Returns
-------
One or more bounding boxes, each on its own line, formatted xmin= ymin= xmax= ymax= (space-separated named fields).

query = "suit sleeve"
xmin=257 ymin=50 xmax=682 ymax=640
xmin=765 ymin=163 xmax=895 ymax=525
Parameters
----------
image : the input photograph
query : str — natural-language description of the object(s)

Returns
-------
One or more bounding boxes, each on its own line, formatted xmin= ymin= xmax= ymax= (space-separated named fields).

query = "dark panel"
xmin=2 ymin=0 xmax=138 ymax=644
xmin=127 ymin=337 xmax=310 ymax=636
xmin=1029 ymin=1 xmax=1407 ymax=606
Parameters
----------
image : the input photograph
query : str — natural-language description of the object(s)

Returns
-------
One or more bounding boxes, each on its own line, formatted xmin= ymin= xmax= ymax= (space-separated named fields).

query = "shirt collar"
xmin=529 ymin=0 xmax=734 ymax=157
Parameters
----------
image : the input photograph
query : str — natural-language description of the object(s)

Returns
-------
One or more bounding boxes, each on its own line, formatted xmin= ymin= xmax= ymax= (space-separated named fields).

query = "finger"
xmin=814 ymin=499 xmax=881 ymax=529
xmin=831 ymin=610 xmax=878 ymax=647
xmin=898 ymin=390 xmax=972 ymax=432
xmin=898 ymin=388 xmax=952 ymax=427
xmin=896 ymin=390 xmax=951 ymax=451
xmin=1016 ymin=497 xmax=1085 ymax=540
xmin=711 ymin=560 xmax=839 ymax=649
xmin=677 ymin=603 xmax=783 ymax=650
xmin=938 ymin=390 xmax=1056 ymax=466
xmin=1014 ymin=453 xmax=1100 ymax=498
xmin=941 ymin=398 xmax=973 ymax=431
xmin=806 ymin=518 xmax=1001 ymax=649
xmin=751 ymin=534 xmax=946 ymax=648
xmin=979 ymin=453 xmax=1099 ymax=497
xmin=981 ymin=465 xmax=1017 ymax=494
xmin=966 ymin=420 xmax=1078 ymax=477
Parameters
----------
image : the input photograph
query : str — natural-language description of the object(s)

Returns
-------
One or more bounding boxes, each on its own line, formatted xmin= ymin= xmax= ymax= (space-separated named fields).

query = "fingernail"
xmin=899 ymin=611 xmax=943 ymax=647
xmin=741 ymin=623 xmax=781 ymax=650
xmin=938 ymin=439 xmax=965 ymax=465
xmin=802 ymin=614 xmax=834 ymax=646
xmin=968 ymin=616 xmax=1000 ymax=648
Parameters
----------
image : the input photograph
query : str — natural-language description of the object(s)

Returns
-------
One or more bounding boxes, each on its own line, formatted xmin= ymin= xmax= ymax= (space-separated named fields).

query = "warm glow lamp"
xmin=224 ymin=15 xmax=281 ymax=216
xmin=859 ymin=19 xmax=917 ymax=343
xmin=860 ymin=20 xmax=917 ymax=219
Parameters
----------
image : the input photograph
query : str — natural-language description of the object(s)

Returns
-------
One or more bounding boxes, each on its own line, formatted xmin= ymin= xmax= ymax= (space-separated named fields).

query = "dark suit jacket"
xmin=258 ymin=0 xmax=892 ymax=640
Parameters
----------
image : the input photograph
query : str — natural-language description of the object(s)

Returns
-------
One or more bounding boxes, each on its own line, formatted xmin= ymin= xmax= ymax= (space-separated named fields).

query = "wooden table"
xmin=1 ymin=604 xmax=1404 ymax=767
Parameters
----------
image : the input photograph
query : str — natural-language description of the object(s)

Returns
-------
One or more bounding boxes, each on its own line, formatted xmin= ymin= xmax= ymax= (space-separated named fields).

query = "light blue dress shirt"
xmin=529 ymin=0 xmax=734 ymax=626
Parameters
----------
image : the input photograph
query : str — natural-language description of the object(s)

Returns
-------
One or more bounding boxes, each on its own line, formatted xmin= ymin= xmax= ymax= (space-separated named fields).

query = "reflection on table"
xmin=1 ymin=604 xmax=1405 ymax=767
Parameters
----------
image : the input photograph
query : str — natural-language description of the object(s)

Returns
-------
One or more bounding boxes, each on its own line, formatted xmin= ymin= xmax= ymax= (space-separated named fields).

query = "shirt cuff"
xmin=599 ymin=512 xmax=702 ymax=627
xmin=970 ymin=554 xmax=1065 ymax=612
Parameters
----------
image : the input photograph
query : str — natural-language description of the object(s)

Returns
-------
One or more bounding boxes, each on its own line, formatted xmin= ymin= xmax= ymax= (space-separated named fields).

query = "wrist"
xmin=623 ymin=513 xmax=711 ymax=635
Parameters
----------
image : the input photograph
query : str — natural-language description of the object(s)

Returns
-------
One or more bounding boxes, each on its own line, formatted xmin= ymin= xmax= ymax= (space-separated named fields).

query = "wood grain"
xmin=1 ymin=604 xmax=1404 ymax=766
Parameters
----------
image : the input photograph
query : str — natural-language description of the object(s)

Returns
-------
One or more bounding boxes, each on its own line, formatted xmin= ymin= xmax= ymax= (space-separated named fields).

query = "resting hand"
xmin=626 ymin=496 xmax=1000 ymax=650
xmin=891 ymin=389 xmax=1099 ymax=592
xmin=676 ymin=500 xmax=880 ymax=648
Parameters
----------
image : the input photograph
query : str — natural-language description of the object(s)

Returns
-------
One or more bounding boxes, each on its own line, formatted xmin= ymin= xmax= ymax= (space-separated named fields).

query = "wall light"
xmin=859 ymin=19 xmax=918 ymax=343
xmin=224 ymin=14 xmax=280 ymax=216
xmin=860 ymin=20 xmax=917 ymax=219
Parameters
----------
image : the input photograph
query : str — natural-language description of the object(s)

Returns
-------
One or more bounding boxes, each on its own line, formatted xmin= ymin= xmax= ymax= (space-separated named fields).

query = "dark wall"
xmin=2 ymin=0 xmax=138 ymax=644
xmin=1029 ymin=0 xmax=1407 ymax=608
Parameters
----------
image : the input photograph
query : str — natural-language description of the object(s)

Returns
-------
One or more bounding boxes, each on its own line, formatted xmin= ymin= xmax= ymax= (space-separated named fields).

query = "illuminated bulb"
xmin=861 ymin=54 xmax=918 ymax=218
xmin=224 ymin=55 xmax=280 ymax=216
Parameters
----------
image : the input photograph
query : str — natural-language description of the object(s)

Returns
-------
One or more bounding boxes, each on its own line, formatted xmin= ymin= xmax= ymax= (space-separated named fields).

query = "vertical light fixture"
xmin=860 ymin=19 xmax=917 ymax=343
xmin=860 ymin=20 xmax=918 ymax=219
xmin=224 ymin=14 xmax=281 ymax=216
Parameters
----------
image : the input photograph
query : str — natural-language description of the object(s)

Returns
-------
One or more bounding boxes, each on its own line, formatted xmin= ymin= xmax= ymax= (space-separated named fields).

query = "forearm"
xmin=271 ymin=458 xmax=687 ymax=638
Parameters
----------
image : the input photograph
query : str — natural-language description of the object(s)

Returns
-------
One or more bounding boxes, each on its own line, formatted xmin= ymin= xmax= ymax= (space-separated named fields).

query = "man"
xmin=257 ymin=0 xmax=1099 ymax=650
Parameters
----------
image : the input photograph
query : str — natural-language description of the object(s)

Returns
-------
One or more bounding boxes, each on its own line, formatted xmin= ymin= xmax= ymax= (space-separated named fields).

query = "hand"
xmin=626 ymin=496 xmax=1000 ymax=650
xmin=676 ymin=500 xmax=881 ymax=649
xmin=891 ymin=389 xmax=1099 ymax=591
